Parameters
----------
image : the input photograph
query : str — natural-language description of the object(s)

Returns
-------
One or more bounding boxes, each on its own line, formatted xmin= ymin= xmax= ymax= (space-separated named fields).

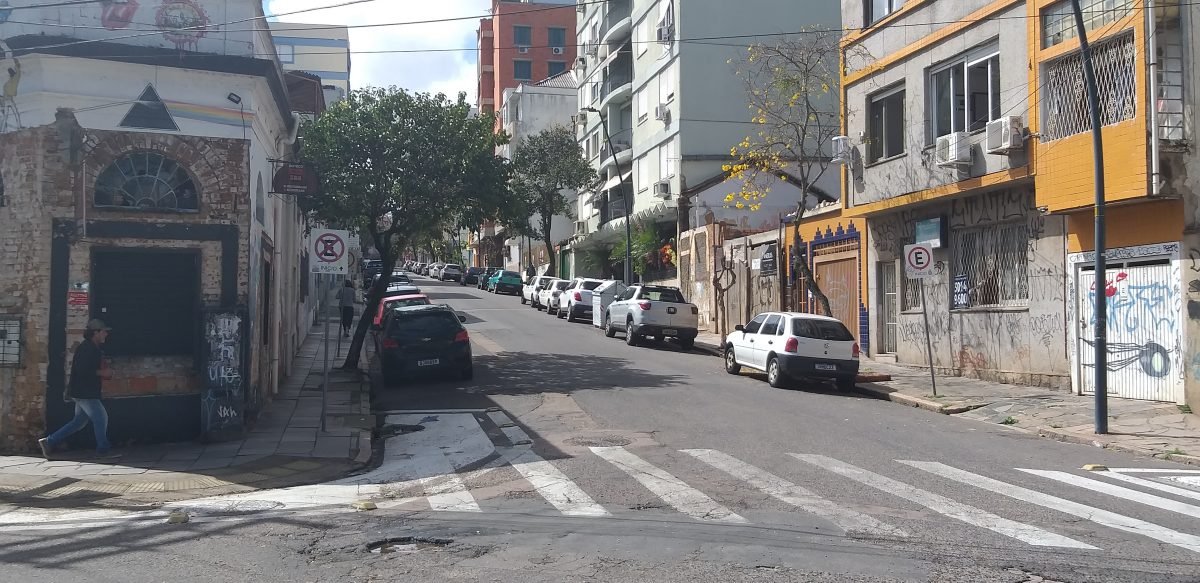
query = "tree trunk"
xmin=791 ymin=219 xmax=832 ymax=317
xmin=340 ymin=235 xmax=398 ymax=370
xmin=541 ymin=210 xmax=555 ymax=276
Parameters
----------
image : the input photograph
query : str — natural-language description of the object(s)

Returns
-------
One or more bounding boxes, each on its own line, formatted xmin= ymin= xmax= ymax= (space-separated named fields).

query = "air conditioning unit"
xmin=586 ymin=44 xmax=598 ymax=57
xmin=654 ymin=103 xmax=670 ymax=121
xmin=985 ymin=116 xmax=1024 ymax=154
xmin=575 ymin=220 xmax=589 ymax=234
xmin=552 ymin=47 xmax=564 ymax=55
xmin=934 ymin=132 xmax=971 ymax=167
xmin=831 ymin=135 xmax=852 ymax=165
xmin=656 ymin=21 xmax=674 ymax=44
xmin=575 ymin=56 xmax=587 ymax=68
xmin=518 ymin=46 xmax=529 ymax=54
xmin=653 ymin=180 xmax=671 ymax=197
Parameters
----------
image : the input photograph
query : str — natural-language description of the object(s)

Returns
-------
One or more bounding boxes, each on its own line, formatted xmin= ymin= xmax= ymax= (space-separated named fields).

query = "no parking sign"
xmin=311 ymin=229 xmax=349 ymax=275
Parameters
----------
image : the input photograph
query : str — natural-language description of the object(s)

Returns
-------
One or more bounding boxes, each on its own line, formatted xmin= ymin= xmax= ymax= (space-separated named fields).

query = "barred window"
xmin=900 ymin=239 xmax=922 ymax=311
xmin=1042 ymin=33 xmax=1136 ymax=141
xmin=951 ymin=222 xmax=1029 ymax=307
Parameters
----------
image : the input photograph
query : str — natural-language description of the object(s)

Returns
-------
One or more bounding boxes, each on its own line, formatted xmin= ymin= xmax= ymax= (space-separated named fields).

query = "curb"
xmin=1037 ymin=427 xmax=1200 ymax=468
xmin=854 ymin=382 xmax=951 ymax=414
xmin=693 ymin=340 xmax=723 ymax=357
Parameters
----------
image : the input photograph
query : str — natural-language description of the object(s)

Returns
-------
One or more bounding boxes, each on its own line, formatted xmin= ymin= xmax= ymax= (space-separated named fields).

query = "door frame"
xmin=1067 ymin=242 xmax=1185 ymax=403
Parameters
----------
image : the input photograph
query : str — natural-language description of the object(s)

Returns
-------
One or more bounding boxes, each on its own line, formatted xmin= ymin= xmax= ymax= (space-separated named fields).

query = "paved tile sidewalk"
xmin=694 ymin=332 xmax=1200 ymax=466
xmin=0 ymin=320 xmax=373 ymax=508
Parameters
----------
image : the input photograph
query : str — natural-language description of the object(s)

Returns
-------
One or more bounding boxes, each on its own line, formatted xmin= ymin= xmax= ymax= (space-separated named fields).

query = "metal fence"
xmin=1042 ymin=32 xmax=1136 ymax=141
xmin=950 ymin=222 xmax=1029 ymax=307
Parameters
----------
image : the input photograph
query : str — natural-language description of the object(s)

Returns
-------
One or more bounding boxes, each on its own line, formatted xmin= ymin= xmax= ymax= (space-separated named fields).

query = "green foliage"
xmin=510 ymin=125 xmax=596 ymax=273
xmin=610 ymin=221 xmax=663 ymax=276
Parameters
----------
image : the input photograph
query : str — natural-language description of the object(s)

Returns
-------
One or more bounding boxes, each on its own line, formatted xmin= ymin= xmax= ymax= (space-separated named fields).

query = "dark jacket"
xmin=68 ymin=339 xmax=103 ymax=399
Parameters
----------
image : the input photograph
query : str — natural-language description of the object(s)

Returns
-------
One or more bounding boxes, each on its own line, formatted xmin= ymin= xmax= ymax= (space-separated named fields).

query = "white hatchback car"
xmin=724 ymin=311 xmax=859 ymax=390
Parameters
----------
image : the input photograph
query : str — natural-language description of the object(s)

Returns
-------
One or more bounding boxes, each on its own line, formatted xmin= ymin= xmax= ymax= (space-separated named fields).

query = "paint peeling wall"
xmin=867 ymin=188 xmax=1070 ymax=388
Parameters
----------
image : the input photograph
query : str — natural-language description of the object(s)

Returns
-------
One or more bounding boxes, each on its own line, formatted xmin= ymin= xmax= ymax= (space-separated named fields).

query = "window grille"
xmin=1042 ymin=0 xmax=1133 ymax=48
xmin=950 ymin=222 xmax=1029 ymax=307
xmin=94 ymin=151 xmax=199 ymax=211
xmin=0 ymin=316 xmax=23 ymax=367
xmin=1042 ymin=33 xmax=1136 ymax=141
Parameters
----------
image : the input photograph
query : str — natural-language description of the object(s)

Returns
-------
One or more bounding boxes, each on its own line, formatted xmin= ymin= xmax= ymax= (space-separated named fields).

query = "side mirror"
xmin=734 ymin=324 xmax=745 ymax=332
xmin=458 ymin=314 xmax=467 ymax=323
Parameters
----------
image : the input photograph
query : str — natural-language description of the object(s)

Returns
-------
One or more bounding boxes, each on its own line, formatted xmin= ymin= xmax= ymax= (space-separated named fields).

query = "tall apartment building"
xmin=790 ymin=0 xmax=1197 ymax=410
xmin=269 ymin=22 xmax=351 ymax=103
xmin=569 ymin=0 xmax=840 ymax=283
xmin=476 ymin=0 xmax=578 ymax=116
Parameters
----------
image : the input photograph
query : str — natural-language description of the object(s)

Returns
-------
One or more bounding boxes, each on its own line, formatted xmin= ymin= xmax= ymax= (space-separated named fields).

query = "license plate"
xmin=417 ymin=359 xmax=440 ymax=367
xmin=815 ymin=363 xmax=837 ymax=371
xmin=663 ymin=329 xmax=678 ymax=336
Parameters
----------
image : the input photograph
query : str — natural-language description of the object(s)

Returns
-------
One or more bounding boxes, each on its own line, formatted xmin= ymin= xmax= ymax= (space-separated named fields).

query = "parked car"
xmin=440 ymin=263 xmax=463 ymax=282
xmin=462 ymin=266 xmax=484 ymax=285
xmin=371 ymin=293 xmax=431 ymax=328
xmin=557 ymin=277 xmax=605 ymax=322
xmin=378 ymin=304 xmax=473 ymax=385
xmin=603 ymin=285 xmax=699 ymax=349
xmin=723 ymin=311 xmax=860 ymax=390
xmin=487 ymin=270 xmax=523 ymax=294
xmin=414 ymin=262 xmax=427 ymax=275
xmin=428 ymin=262 xmax=445 ymax=279
xmin=538 ymin=279 xmax=571 ymax=314
xmin=389 ymin=271 xmax=412 ymax=285
xmin=478 ymin=267 xmax=500 ymax=289
xmin=522 ymin=275 xmax=556 ymax=307
xmin=385 ymin=283 xmax=421 ymax=296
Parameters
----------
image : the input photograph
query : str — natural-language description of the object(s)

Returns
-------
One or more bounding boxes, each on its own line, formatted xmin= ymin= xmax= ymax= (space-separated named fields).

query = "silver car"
xmin=440 ymin=264 xmax=463 ymax=282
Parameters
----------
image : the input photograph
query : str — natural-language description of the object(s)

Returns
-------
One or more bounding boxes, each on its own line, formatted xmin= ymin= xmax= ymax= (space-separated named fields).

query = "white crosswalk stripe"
xmin=1019 ymin=469 xmax=1200 ymax=519
xmin=682 ymin=449 xmax=908 ymax=538
xmin=591 ymin=446 xmax=747 ymax=523
xmin=790 ymin=454 xmax=1095 ymax=549
xmin=904 ymin=461 xmax=1200 ymax=554
xmin=1100 ymin=471 xmax=1200 ymax=502
xmin=508 ymin=449 xmax=610 ymax=517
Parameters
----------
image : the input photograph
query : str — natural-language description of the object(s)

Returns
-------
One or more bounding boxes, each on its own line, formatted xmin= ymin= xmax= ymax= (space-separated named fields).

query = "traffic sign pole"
xmin=904 ymin=243 xmax=938 ymax=396
xmin=919 ymin=281 xmax=937 ymax=396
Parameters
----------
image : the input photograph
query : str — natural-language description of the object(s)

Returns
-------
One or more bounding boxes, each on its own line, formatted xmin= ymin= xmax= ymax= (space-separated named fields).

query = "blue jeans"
xmin=45 ymin=399 xmax=111 ymax=453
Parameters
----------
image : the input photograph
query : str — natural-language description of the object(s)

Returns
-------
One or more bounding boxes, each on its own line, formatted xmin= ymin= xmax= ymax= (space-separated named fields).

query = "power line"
xmin=4 ymin=0 xmax=109 ymax=10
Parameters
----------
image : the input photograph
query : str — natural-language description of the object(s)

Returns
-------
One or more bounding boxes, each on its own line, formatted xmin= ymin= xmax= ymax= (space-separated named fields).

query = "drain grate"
xmin=565 ymin=435 xmax=633 ymax=447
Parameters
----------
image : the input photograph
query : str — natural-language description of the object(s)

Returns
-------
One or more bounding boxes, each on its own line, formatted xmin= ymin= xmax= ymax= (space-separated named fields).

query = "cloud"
xmin=266 ymin=0 xmax=488 ymax=97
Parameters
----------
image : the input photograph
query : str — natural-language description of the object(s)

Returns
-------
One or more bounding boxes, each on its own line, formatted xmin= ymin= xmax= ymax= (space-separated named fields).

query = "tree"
xmin=725 ymin=30 xmax=849 ymax=317
xmin=298 ymin=87 xmax=511 ymax=369
xmin=510 ymin=125 xmax=596 ymax=276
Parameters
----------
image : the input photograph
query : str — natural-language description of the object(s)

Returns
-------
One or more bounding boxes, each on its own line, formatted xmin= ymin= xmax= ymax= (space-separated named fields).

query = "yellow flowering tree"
xmin=724 ymin=30 xmax=847 ymax=317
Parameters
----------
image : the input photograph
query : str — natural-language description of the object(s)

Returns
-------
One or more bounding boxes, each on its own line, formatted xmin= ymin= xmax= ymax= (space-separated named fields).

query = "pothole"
xmin=366 ymin=536 xmax=452 ymax=554
xmin=377 ymin=424 xmax=426 ymax=438
xmin=565 ymin=435 xmax=633 ymax=447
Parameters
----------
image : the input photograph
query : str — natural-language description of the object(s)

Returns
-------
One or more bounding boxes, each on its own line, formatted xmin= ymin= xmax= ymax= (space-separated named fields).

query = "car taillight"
xmin=454 ymin=330 xmax=470 ymax=343
xmin=638 ymin=301 xmax=652 ymax=310
xmin=690 ymin=306 xmax=698 ymax=315
xmin=852 ymin=343 xmax=861 ymax=358
xmin=381 ymin=338 xmax=399 ymax=349
xmin=784 ymin=337 xmax=798 ymax=353
xmin=573 ymin=291 xmax=582 ymax=301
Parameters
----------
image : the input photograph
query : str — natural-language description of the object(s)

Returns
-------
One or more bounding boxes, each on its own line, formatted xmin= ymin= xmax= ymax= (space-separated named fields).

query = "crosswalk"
xmin=374 ymin=441 xmax=1200 ymax=555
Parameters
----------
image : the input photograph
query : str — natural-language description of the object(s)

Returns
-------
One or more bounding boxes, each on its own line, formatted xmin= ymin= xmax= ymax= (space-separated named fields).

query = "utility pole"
xmin=1071 ymin=0 xmax=1108 ymax=434
xmin=584 ymin=106 xmax=633 ymax=284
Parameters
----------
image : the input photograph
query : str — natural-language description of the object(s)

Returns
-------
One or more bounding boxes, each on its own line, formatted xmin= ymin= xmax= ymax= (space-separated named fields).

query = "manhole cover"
xmin=565 ymin=435 xmax=633 ymax=447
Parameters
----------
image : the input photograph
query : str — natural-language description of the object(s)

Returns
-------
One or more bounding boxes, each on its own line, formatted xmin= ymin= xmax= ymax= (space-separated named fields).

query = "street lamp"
xmin=583 ymin=106 xmax=633 ymax=284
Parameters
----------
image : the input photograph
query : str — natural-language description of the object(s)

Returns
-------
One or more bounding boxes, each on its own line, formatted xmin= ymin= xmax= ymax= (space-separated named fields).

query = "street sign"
xmin=272 ymin=163 xmax=320 ymax=196
xmin=903 ymin=243 xmax=936 ymax=279
xmin=759 ymin=243 xmax=778 ymax=276
xmin=310 ymin=229 xmax=350 ymax=274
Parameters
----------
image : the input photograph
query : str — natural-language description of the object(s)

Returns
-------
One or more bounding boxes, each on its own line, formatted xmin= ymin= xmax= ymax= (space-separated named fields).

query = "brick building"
xmin=476 ymin=0 xmax=577 ymax=116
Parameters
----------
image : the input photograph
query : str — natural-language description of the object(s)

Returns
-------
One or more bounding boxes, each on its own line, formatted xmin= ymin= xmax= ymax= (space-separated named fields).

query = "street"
xmin=2 ymin=276 xmax=1199 ymax=582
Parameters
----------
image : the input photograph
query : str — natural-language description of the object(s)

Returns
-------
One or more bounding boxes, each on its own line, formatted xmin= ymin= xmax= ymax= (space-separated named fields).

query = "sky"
xmin=265 ymin=0 xmax=491 ymax=99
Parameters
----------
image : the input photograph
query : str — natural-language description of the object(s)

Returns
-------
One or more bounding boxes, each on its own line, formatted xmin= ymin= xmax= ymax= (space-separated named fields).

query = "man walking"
xmin=336 ymin=279 xmax=356 ymax=338
xmin=39 ymin=319 xmax=115 ymax=459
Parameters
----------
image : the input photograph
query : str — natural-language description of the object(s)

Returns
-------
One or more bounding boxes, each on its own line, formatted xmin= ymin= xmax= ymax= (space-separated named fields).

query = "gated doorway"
xmin=813 ymin=248 xmax=860 ymax=340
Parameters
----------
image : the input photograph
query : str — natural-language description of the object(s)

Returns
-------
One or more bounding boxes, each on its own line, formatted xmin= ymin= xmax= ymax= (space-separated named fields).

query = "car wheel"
xmin=604 ymin=313 xmax=617 ymax=337
xmin=625 ymin=321 xmax=639 ymax=346
xmin=724 ymin=347 xmax=741 ymax=374
xmin=767 ymin=357 xmax=787 ymax=388
xmin=679 ymin=337 xmax=695 ymax=351
xmin=461 ymin=365 xmax=474 ymax=381
xmin=520 ymin=295 xmax=527 ymax=305
xmin=836 ymin=376 xmax=855 ymax=392
xmin=565 ymin=307 xmax=575 ymax=322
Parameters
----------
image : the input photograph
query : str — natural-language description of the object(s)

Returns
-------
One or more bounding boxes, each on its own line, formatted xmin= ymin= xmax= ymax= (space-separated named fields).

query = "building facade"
xmin=477 ymin=0 xmax=577 ymax=116
xmin=0 ymin=0 xmax=315 ymax=449
xmin=269 ymin=22 xmax=352 ymax=104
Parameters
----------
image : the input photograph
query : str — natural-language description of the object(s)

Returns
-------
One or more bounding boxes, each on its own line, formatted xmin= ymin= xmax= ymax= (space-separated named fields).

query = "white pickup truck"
xmin=602 ymin=284 xmax=699 ymax=350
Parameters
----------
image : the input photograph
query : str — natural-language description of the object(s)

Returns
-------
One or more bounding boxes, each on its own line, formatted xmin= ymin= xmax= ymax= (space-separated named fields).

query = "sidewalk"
xmin=694 ymin=332 xmax=1200 ymax=466
xmin=0 ymin=321 xmax=373 ymax=509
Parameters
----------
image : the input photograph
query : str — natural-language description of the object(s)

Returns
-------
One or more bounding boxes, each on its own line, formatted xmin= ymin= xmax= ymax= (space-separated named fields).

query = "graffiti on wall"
xmin=1188 ymin=247 xmax=1200 ymax=320
xmin=156 ymin=0 xmax=210 ymax=51
xmin=202 ymin=311 xmax=244 ymax=436
xmin=100 ymin=0 xmax=139 ymax=30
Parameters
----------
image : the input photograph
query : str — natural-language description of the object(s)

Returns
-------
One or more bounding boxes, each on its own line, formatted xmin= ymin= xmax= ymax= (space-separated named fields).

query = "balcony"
xmin=600 ymin=1 xmax=633 ymax=46
xmin=599 ymin=128 xmax=632 ymax=170
xmin=599 ymin=72 xmax=632 ymax=110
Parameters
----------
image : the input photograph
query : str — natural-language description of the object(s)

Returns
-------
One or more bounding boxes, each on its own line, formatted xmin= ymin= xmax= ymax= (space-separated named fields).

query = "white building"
xmin=269 ymin=22 xmax=351 ymax=105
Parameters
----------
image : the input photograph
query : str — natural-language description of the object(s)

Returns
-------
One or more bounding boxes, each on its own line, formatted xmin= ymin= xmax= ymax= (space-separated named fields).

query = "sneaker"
xmin=92 ymin=450 xmax=120 ymax=461
xmin=37 ymin=438 xmax=52 ymax=460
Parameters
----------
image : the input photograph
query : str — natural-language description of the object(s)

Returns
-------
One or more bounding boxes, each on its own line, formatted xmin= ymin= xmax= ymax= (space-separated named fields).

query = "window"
xmin=792 ymin=318 xmax=855 ymax=341
xmin=760 ymin=315 xmax=781 ymax=335
xmin=637 ymin=157 xmax=649 ymax=191
xmin=1042 ymin=33 xmax=1135 ymax=141
xmin=867 ymin=86 xmax=905 ymax=163
xmin=94 ymin=151 xmax=198 ymax=211
xmin=659 ymin=64 xmax=675 ymax=102
xmin=659 ymin=141 xmax=675 ymax=179
xmin=867 ymin=0 xmax=903 ymax=25
xmin=513 ymin=25 xmax=532 ymax=47
xmin=1042 ymin=0 xmax=1132 ymax=48
xmin=929 ymin=47 xmax=1000 ymax=139
xmin=277 ymin=44 xmax=294 ymax=64
xmin=950 ymin=222 xmax=1029 ymax=307
xmin=548 ymin=61 xmax=567 ymax=77
xmin=744 ymin=314 xmax=767 ymax=334
xmin=638 ymin=20 xmax=649 ymax=55
xmin=513 ymin=60 xmax=532 ymax=80
xmin=548 ymin=27 xmax=566 ymax=49
xmin=636 ymin=89 xmax=648 ymax=122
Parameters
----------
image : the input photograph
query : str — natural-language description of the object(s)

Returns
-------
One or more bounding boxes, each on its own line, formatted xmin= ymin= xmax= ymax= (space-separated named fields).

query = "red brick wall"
xmin=483 ymin=0 xmax=577 ymax=110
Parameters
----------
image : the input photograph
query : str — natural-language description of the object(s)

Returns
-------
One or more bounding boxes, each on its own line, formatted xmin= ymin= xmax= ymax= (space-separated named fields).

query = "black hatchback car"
xmin=378 ymin=304 xmax=473 ymax=385
xmin=462 ymin=266 xmax=484 ymax=285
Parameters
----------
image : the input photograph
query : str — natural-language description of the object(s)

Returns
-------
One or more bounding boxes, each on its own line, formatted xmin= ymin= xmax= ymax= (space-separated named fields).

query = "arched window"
xmin=94 ymin=151 xmax=198 ymax=211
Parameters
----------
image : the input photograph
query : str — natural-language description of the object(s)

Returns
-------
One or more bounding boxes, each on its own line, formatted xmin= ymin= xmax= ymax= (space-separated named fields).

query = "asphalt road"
xmin=3 ymin=275 xmax=1198 ymax=582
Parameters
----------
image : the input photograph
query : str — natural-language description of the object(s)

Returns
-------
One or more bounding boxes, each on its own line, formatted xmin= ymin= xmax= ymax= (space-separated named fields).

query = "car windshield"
xmin=640 ymin=287 xmax=685 ymax=302
xmin=388 ymin=312 xmax=461 ymax=339
xmin=792 ymin=318 xmax=855 ymax=341
xmin=384 ymin=298 xmax=428 ymax=310
xmin=581 ymin=280 xmax=603 ymax=291
xmin=553 ymin=281 xmax=570 ymax=290
xmin=502 ymin=271 xmax=520 ymax=278
xmin=445 ymin=264 xmax=461 ymax=270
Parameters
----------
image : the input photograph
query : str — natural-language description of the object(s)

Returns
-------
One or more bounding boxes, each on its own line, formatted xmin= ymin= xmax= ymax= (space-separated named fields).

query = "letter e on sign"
xmin=904 ymin=243 xmax=936 ymax=279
